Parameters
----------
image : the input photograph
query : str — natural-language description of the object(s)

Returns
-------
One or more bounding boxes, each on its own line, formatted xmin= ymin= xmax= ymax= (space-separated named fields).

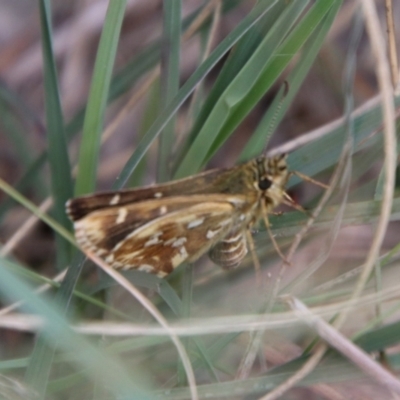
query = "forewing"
xmin=66 ymin=168 xmax=229 ymax=221
xmin=73 ymin=196 xmax=246 ymax=277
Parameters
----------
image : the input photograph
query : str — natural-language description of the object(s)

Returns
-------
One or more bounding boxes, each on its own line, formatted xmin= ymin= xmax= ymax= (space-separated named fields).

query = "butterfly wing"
xmin=66 ymin=168 xmax=233 ymax=221
xmin=71 ymin=195 xmax=250 ymax=277
xmin=65 ymin=161 xmax=259 ymax=221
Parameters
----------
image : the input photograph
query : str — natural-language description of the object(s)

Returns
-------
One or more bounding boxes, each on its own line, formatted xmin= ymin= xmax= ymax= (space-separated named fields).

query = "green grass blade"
xmin=38 ymin=0 xmax=73 ymax=272
xmin=24 ymin=4 xmax=72 ymax=387
xmin=158 ymin=0 xmax=181 ymax=182
xmin=74 ymin=0 xmax=127 ymax=196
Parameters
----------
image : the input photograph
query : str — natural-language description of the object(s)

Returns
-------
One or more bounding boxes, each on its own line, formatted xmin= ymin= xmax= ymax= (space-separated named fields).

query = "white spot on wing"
xmin=171 ymin=237 xmax=187 ymax=247
xmin=109 ymin=194 xmax=121 ymax=205
xmin=105 ymin=253 xmax=115 ymax=263
xmin=164 ymin=237 xmax=176 ymax=246
xmin=112 ymin=261 xmax=124 ymax=268
xmin=154 ymin=192 xmax=163 ymax=198
xmin=116 ymin=208 xmax=128 ymax=224
xmin=206 ymin=229 xmax=221 ymax=239
xmin=159 ymin=206 xmax=167 ymax=215
xmin=187 ymin=218 xmax=204 ymax=229
xmin=219 ymin=219 xmax=231 ymax=227
xmin=144 ymin=235 xmax=163 ymax=247
xmin=228 ymin=197 xmax=246 ymax=205
xmin=138 ymin=264 xmax=155 ymax=273
xmin=171 ymin=246 xmax=188 ymax=267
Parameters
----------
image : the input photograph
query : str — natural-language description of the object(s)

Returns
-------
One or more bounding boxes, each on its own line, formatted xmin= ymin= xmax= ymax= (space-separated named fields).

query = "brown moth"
xmin=66 ymin=154 xmax=291 ymax=277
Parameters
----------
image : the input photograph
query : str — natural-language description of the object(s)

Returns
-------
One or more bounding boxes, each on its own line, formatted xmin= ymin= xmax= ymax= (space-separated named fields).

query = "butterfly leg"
xmin=245 ymin=230 xmax=261 ymax=280
xmin=261 ymin=203 xmax=290 ymax=265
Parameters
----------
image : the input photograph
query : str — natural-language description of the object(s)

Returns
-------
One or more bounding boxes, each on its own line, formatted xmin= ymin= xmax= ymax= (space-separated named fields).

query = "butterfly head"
xmin=255 ymin=154 xmax=289 ymax=207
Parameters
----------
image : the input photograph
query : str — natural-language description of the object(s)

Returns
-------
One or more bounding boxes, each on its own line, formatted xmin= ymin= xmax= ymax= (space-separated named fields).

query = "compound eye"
xmin=258 ymin=178 xmax=272 ymax=190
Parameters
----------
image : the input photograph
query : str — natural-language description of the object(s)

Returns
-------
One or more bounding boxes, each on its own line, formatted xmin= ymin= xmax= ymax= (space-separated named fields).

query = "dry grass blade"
xmin=285 ymin=296 xmax=400 ymax=395
xmin=385 ymin=0 xmax=399 ymax=87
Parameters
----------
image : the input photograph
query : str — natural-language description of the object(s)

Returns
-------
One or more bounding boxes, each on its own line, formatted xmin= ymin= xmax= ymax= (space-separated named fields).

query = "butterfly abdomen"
xmin=208 ymin=229 xmax=248 ymax=269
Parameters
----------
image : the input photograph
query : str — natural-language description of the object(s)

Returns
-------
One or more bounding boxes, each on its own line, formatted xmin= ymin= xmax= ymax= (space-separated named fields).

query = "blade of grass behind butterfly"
xmin=158 ymin=0 xmax=181 ymax=182
xmin=238 ymin=1 xmax=342 ymax=161
xmin=174 ymin=0 xmax=310 ymax=178
xmin=113 ymin=0 xmax=281 ymax=188
xmin=202 ymin=0 xmax=340 ymax=167
xmin=38 ymin=0 xmax=73 ymax=270
xmin=173 ymin=0 xmax=288 ymax=168
xmin=74 ymin=1 xmax=127 ymax=196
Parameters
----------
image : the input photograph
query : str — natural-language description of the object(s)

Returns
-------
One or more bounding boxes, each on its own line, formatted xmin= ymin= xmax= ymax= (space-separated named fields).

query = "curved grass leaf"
xmin=38 ymin=0 xmax=73 ymax=272
xmin=74 ymin=0 xmax=127 ymax=196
